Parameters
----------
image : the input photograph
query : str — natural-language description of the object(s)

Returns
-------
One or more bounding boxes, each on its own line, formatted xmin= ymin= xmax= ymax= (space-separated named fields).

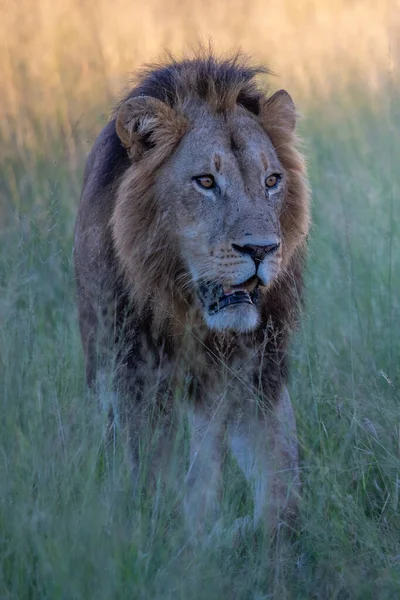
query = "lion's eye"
xmin=193 ymin=175 xmax=216 ymax=189
xmin=265 ymin=174 xmax=281 ymax=189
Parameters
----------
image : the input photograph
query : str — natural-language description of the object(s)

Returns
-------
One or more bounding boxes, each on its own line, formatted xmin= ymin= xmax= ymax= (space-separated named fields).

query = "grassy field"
xmin=1 ymin=0 xmax=400 ymax=597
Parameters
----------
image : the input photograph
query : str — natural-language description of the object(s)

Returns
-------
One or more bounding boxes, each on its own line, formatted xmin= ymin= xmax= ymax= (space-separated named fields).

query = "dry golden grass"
xmin=0 ymin=0 xmax=398 ymax=152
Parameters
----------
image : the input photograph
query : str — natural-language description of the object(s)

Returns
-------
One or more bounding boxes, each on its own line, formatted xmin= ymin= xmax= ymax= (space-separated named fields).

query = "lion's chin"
xmin=203 ymin=303 xmax=260 ymax=333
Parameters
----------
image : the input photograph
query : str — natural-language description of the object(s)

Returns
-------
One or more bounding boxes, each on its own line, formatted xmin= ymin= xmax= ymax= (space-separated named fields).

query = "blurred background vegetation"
xmin=0 ymin=0 xmax=400 ymax=598
xmin=1 ymin=0 xmax=398 ymax=154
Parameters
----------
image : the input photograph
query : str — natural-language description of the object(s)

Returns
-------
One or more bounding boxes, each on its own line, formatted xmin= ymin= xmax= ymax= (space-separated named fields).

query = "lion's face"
xmin=114 ymin=88 xmax=309 ymax=334
xmin=156 ymin=108 xmax=285 ymax=332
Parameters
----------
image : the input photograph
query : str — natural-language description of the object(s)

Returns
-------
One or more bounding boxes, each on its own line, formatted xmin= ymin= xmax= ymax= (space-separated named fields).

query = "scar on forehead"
xmin=230 ymin=135 xmax=240 ymax=153
xmin=214 ymin=153 xmax=221 ymax=172
xmin=261 ymin=152 xmax=269 ymax=170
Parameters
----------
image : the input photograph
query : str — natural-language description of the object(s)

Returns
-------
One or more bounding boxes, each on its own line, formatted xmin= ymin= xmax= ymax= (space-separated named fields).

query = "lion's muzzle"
xmin=231 ymin=239 xmax=281 ymax=265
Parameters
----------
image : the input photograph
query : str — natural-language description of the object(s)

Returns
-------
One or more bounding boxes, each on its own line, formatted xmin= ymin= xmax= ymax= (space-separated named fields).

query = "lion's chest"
xmin=122 ymin=329 xmax=261 ymax=413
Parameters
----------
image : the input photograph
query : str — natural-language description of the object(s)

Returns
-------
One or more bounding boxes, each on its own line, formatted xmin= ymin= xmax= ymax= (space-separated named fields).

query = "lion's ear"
xmin=116 ymin=96 xmax=187 ymax=158
xmin=261 ymin=89 xmax=297 ymax=132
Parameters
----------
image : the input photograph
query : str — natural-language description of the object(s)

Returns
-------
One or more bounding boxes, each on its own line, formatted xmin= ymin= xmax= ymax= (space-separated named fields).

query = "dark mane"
xmin=116 ymin=53 xmax=271 ymax=116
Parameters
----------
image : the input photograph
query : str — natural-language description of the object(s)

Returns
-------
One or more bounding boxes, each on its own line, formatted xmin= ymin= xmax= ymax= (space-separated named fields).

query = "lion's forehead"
xmin=177 ymin=111 xmax=281 ymax=178
xmin=228 ymin=110 xmax=276 ymax=153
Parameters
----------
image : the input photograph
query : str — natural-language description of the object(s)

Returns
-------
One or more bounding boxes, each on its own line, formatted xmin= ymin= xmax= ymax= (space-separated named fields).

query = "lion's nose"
xmin=232 ymin=239 xmax=281 ymax=265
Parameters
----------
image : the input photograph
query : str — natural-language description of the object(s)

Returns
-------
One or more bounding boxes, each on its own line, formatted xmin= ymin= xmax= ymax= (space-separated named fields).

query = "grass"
xmin=1 ymin=0 xmax=400 ymax=597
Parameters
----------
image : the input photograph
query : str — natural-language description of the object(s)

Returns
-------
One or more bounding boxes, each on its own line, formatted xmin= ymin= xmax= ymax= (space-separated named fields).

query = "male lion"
xmin=74 ymin=53 xmax=310 ymax=533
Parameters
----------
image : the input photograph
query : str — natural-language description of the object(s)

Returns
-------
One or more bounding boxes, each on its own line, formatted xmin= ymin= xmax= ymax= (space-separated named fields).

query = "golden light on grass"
xmin=0 ymin=0 xmax=397 ymax=134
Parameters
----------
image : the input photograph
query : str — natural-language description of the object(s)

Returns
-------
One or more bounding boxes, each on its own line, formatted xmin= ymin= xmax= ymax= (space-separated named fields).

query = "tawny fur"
xmin=74 ymin=52 xmax=310 ymax=532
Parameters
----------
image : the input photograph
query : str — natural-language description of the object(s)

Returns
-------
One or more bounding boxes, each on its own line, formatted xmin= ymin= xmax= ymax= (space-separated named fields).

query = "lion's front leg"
xmin=227 ymin=386 xmax=300 ymax=531
xmin=184 ymin=405 xmax=225 ymax=535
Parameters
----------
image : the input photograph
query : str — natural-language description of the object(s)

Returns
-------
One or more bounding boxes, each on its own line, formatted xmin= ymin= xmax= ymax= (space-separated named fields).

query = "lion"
xmin=74 ymin=53 xmax=310 ymax=534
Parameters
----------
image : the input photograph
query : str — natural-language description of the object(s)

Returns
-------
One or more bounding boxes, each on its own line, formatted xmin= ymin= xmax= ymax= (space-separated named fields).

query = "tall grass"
xmin=0 ymin=0 xmax=399 ymax=597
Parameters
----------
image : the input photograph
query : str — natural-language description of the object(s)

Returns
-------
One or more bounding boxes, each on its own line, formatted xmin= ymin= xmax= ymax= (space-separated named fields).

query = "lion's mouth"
xmin=198 ymin=275 xmax=260 ymax=315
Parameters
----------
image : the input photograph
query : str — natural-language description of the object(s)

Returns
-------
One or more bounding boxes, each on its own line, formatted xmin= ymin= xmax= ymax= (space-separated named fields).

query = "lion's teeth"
xmin=223 ymin=287 xmax=247 ymax=295
xmin=223 ymin=281 xmax=257 ymax=295
xmin=246 ymin=278 xmax=258 ymax=293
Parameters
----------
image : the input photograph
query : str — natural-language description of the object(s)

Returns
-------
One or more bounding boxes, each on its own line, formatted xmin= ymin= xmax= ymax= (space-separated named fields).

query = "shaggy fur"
xmin=74 ymin=52 xmax=310 ymax=531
